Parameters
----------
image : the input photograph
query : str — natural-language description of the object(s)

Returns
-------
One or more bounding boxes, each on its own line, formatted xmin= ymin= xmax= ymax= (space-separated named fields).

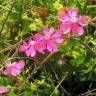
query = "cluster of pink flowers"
xmin=59 ymin=8 xmax=88 ymax=36
xmin=0 ymin=60 xmax=25 ymax=94
xmin=19 ymin=8 xmax=88 ymax=58
xmin=19 ymin=27 xmax=64 ymax=57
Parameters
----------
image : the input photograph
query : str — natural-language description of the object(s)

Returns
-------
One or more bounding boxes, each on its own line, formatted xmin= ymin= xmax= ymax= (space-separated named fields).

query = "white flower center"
xmin=30 ymin=41 xmax=35 ymax=45
xmin=71 ymin=17 xmax=77 ymax=22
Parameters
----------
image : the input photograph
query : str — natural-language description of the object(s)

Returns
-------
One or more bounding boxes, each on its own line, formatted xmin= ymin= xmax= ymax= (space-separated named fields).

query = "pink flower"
xmin=34 ymin=34 xmax=46 ymax=53
xmin=19 ymin=38 xmax=45 ymax=57
xmin=0 ymin=87 xmax=9 ymax=94
xmin=20 ymin=40 xmax=36 ymax=57
xmin=93 ymin=16 xmax=96 ymax=20
xmin=2 ymin=60 xmax=25 ymax=77
xmin=59 ymin=8 xmax=88 ymax=36
xmin=35 ymin=27 xmax=63 ymax=52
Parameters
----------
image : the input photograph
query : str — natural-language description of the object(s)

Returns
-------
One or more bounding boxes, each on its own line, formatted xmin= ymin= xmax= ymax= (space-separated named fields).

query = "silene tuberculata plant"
xmin=0 ymin=0 xmax=96 ymax=95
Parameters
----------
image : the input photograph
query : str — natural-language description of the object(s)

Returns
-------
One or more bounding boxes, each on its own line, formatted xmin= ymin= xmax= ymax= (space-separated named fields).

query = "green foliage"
xmin=0 ymin=0 xmax=96 ymax=95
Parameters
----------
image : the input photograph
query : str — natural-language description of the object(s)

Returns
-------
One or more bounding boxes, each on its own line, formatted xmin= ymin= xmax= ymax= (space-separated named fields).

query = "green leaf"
xmin=82 ymin=1 xmax=87 ymax=14
xmin=20 ymin=19 xmax=30 ymax=37
xmin=76 ymin=0 xmax=83 ymax=14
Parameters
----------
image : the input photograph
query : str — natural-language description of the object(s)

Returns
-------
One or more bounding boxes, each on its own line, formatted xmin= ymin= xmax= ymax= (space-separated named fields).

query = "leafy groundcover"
xmin=0 ymin=0 xmax=96 ymax=96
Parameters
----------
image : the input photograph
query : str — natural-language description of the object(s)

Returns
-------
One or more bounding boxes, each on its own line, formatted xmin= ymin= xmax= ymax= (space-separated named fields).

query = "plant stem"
xmin=87 ymin=5 xmax=96 ymax=8
xmin=50 ymin=72 xmax=68 ymax=96
xmin=0 ymin=0 xmax=16 ymax=36
xmin=17 ymin=52 xmax=57 ymax=95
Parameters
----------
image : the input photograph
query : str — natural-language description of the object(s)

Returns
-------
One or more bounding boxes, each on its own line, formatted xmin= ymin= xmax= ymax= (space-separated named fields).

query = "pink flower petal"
xmin=34 ymin=34 xmax=46 ymax=53
xmin=68 ymin=8 xmax=77 ymax=18
xmin=93 ymin=16 xmax=96 ymax=20
xmin=10 ymin=67 xmax=20 ymax=77
xmin=43 ymin=27 xmax=50 ymax=37
xmin=49 ymin=27 xmax=55 ymax=34
xmin=30 ymin=46 xmax=36 ymax=57
xmin=52 ymin=30 xmax=62 ymax=38
xmin=77 ymin=27 xmax=84 ymax=36
xmin=72 ymin=23 xmax=84 ymax=36
xmin=51 ymin=30 xmax=64 ymax=43
xmin=2 ymin=70 xmax=10 ymax=76
xmin=35 ymin=40 xmax=46 ymax=53
xmin=19 ymin=44 xmax=29 ymax=52
xmin=59 ymin=12 xmax=70 ymax=22
xmin=25 ymin=49 xmax=30 ymax=57
xmin=5 ymin=62 xmax=13 ymax=68
xmin=34 ymin=34 xmax=44 ymax=41
xmin=78 ymin=16 xmax=88 ymax=26
xmin=25 ymin=46 xmax=36 ymax=57
xmin=54 ymin=38 xmax=64 ymax=43
xmin=60 ymin=23 xmax=71 ymax=34
xmin=47 ymin=40 xmax=57 ymax=52
xmin=0 ymin=87 xmax=9 ymax=94
xmin=14 ymin=60 xmax=25 ymax=70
